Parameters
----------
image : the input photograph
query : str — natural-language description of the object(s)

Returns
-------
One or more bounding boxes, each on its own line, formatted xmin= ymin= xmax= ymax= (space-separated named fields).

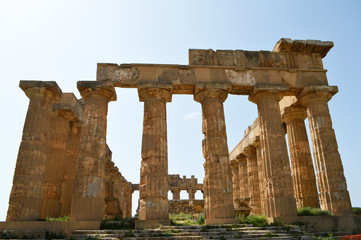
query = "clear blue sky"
xmin=1 ymin=0 xmax=360 ymax=220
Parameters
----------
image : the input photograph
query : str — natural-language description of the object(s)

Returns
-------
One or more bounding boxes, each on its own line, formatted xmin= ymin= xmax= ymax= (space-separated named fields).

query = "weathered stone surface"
xmin=273 ymin=38 xmax=334 ymax=58
xmin=281 ymin=104 xmax=319 ymax=209
xmin=70 ymin=81 xmax=116 ymax=221
xmin=7 ymin=81 xmax=61 ymax=221
xmin=136 ymin=88 xmax=171 ymax=228
xmin=249 ymin=90 xmax=297 ymax=217
xmin=194 ymin=89 xmax=237 ymax=225
xmin=244 ymin=146 xmax=261 ymax=215
xmin=298 ymin=86 xmax=352 ymax=214
xmin=41 ymin=93 xmax=82 ymax=219
xmin=230 ymin=160 xmax=240 ymax=203
xmin=168 ymin=200 xmax=204 ymax=214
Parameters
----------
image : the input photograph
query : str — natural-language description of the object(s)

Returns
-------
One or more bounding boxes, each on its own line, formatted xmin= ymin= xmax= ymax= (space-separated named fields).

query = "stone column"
xmin=70 ymin=81 xmax=116 ymax=221
xmin=230 ymin=160 xmax=240 ymax=203
xmin=7 ymin=81 xmax=61 ymax=221
xmin=244 ymin=146 xmax=261 ymax=215
xmin=41 ymin=93 xmax=82 ymax=218
xmin=188 ymin=189 xmax=196 ymax=200
xmin=298 ymin=86 xmax=352 ymax=214
xmin=237 ymin=156 xmax=248 ymax=200
xmin=60 ymin=120 xmax=82 ymax=217
xmin=282 ymin=104 xmax=319 ymax=209
xmin=136 ymin=88 xmax=172 ymax=228
xmin=249 ymin=90 xmax=297 ymax=218
xmin=255 ymin=140 xmax=266 ymax=215
xmin=194 ymin=88 xmax=237 ymax=225
xmin=171 ymin=189 xmax=181 ymax=200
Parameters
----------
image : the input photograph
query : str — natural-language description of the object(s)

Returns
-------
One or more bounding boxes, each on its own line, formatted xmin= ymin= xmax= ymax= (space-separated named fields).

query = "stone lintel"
xmin=97 ymin=52 xmax=329 ymax=94
xmin=273 ymin=38 xmax=334 ymax=58
xmin=229 ymin=118 xmax=260 ymax=162
xmin=19 ymin=80 xmax=62 ymax=99
xmin=77 ymin=80 xmax=116 ymax=101
xmin=52 ymin=93 xmax=83 ymax=121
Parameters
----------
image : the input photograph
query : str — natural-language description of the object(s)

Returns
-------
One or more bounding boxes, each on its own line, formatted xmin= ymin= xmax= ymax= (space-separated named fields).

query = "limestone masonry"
xmin=4 ymin=38 xmax=358 ymax=232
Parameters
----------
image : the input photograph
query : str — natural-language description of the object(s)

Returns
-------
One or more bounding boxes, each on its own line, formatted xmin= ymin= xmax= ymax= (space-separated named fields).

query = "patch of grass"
xmin=40 ymin=215 xmax=70 ymax=222
xmin=269 ymin=219 xmax=283 ymax=226
xmin=0 ymin=230 xmax=13 ymax=239
xmin=219 ymin=236 xmax=226 ymax=240
xmin=169 ymin=212 xmax=205 ymax=226
xmin=196 ymin=212 xmax=205 ymax=225
xmin=353 ymin=207 xmax=361 ymax=214
xmin=239 ymin=215 xmax=268 ymax=227
xmin=100 ymin=217 xmax=135 ymax=229
xmin=297 ymin=207 xmax=331 ymax=216
xmin=291 ymin=221 xmax=306 ymax=226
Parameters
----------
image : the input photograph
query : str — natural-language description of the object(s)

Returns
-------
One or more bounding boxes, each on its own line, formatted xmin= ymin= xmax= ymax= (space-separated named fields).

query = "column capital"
xmin=194 ymin=89 xmax=228 ymax=103
xmin=77 ymin=80 xmax=116 ymax=102
xmin=297 ymin=85 xmax=338 ymax=107
xmin=281 ymin=104 xmax=307 ymax=123
xmin=138 ymin=87 xmax=172 ymax=102
xmin=230 ymin=159 xmax=239 ymax=167
xmin=235 ymin=154 xmax=247 ymax=163
xmin=242 ymin=146 xmax=256 ymax=157
xmin=248 ymin=84 xmax=289 ymax=104
xmin=20 ymin=80 xmax=62 ymax=101
xmin=52 ymin=93 xmax=83 ymax=121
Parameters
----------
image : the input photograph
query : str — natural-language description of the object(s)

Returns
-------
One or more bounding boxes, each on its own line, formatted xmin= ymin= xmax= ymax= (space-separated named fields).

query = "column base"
xmin=135 ymin=219 xmax=170 ymax=229
xmin=205 ymin=218 xmax=239 ymax=225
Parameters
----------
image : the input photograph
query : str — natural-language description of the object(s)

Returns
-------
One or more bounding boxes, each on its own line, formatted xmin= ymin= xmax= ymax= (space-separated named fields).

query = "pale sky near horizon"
xmin=0 ymin=0 xmax=360 ymax=220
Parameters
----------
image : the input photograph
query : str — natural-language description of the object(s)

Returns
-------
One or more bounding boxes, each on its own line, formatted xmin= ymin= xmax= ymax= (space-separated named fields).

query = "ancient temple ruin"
xmin=3 ymin=38 xmax=358 ymax=232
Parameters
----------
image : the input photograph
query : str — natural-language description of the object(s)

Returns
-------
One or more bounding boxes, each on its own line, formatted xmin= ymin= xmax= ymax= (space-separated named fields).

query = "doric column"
xmin=171 ymin=189 xmax=181 ymax=200
xmin=237 ymin=156 xmax=249 ymax=199
xmin=70 ymin=81 xmax=116 ymax=221
xmin=282 ymin=104 xmax=319 ymax=209
xmin=41 ymin=93 xmax=82 ymax=218
xmin=298 ymin=86 xmax=352 ymax=214
xmin=230 ymin=160 xmax=240 ymax=203
xmin=255 ymin=140 xmax=266 ymax=215
xmin=60 ymin=120 xmax=82 ymax=217
xmin=194 ymin=88 xmax=237 ymax=225
xmin=136 ymin=87 xmax=172 ymax=228
xmin=7 ymin=81 xmax=61 ymax=221
xmin=249 ymin=90 xmax=297 ymax=217
xmin=187 ymin=189 xmax=196 ymax=200
xmin=244 ymin=146 xmax=261 ymax=215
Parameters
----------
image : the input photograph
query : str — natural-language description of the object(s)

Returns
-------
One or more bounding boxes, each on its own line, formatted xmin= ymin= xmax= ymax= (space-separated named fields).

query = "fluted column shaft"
xmin=60 ymin=122 xmax=82 ymax=217
xmin=255 ymin=142 xmax=266 ymax=215
xmin=244 ymin=147 xmax=261 ymax=215
xmin=230 ymin=160 xmax=240 ymax=203
xmin=282 ymin=105 xmax=319 ymax=209
xmin=249 ymin=91 xmax=297 ymax=217
xmin=137 ymin=88 xmax=171 ymax=226
xmin=299 ymin=87 xmax=352 ymax=214
xmin=237 ymin=157 xmax=249 ymax=199
xmin=7 ymin=81 xmax=61 ymax=221
xmin=70 ymin=81 xmax=116 ymax=221
xmin=194 ymin=89 xmax=236 ymax=225
xmin=40 ymin=111 xmax=72 ymax=218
